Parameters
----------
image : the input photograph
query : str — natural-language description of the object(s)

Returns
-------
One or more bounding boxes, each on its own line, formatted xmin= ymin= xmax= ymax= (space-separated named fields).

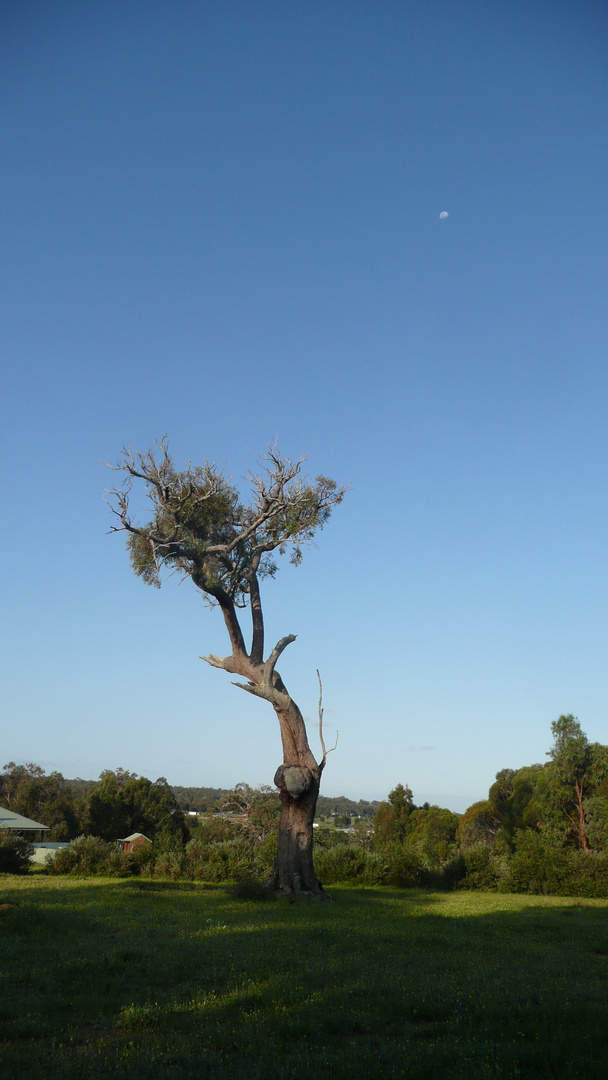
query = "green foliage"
xmin=48 ymin=836 xmax=136 ymax=877
xmin=0 ymin=762 xmax=85 ymax=840
xmin=534 ymin=717 xmax=608 ymax=850
xmin=152 ymin=849 xmax=186 ymax=880
xmin=382 ymin=844 xmax=426 ymax=887
xmin=312 ymin=844 xmax=389 ymax=885
xmin=0 ymin=831 xmax=32 ymax=874
xmin=373 ymin=783 xmax=415 ymax=848
xmin=181 ymin=836 xmax=269 ymax=882
xmin=315 ymin=794 xmax=380 ymax=820
xmin=111 ymin=441 xmax=346 ymax=605
xmin=313 ymin=826 xmax=352 ymax=849
xmin=457 ymin=843 xmax=504 ymax=891
xmin=125 ymin=467 xmax=244 ymax=592
xmin=171 ymin=785 xmax=230 ymax=812
xmin=499 ymin=831 xmax=608 ymax=898
xmin=404 ymin=805 xmax=459 ymax=869
xmin=87 ymin=769 xmax=188 ymax=843
xmin=584 ymin=793 xmax=608 ymax=849
xmin=457 ymin=767 xmax=542 ymax=854
xmin=373 ymin=787 xmax=459 ymax=885
xmin=221 ymin=783 xmax=281 ymax=841
xmin=456 ymin=800 xmax=497 ymax=849
xmin=454 ymin=717 xmax=608 ymax=896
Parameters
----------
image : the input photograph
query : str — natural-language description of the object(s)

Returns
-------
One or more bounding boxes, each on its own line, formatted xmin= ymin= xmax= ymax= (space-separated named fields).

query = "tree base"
xmin=265 ymin=868 xmax=331 ymax=902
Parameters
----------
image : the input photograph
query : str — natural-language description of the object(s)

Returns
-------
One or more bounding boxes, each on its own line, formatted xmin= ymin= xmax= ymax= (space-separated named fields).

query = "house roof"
xmin=0 ymin=807 xmax=49 ymax=832
xmin=118 ymin=833 xmax=151 ymax=843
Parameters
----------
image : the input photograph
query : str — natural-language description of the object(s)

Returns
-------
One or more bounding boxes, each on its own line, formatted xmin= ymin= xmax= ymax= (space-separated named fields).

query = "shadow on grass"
xmin=1 ymin=880 xmax=608 ymax=1079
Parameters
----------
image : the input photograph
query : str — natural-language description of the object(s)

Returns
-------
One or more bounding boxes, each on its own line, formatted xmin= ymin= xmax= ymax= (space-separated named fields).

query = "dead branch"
xmin=200 ymin=653 xmax=227 ymax=670
xmin=317 ymin=669 xmax=338 ymax=771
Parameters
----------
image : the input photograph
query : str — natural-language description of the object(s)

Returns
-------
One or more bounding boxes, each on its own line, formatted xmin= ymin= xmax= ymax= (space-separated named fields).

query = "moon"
xmin=439 ymin=211 xmax=449 ymax=219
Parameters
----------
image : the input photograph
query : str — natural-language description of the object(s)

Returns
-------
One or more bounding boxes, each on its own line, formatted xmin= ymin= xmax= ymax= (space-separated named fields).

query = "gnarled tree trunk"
xmin=269 ymin=770 xmax=322 ymax=897
xmin=204 ymin=639 xmax=330 ymax=900
xmin=265 ymin=694 xmax=327 ymax=899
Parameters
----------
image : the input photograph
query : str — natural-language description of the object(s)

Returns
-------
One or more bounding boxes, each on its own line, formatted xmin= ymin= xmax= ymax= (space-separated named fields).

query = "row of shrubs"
xmin=325 ymin=839 xmax=608 ymax=897
xmin=5 ymin=829 xmax=608 ymax=899
xmin=459 ymin=833 xmax=608 ymax=899
xmin=45 ymin=834 xmax=278 ymax=882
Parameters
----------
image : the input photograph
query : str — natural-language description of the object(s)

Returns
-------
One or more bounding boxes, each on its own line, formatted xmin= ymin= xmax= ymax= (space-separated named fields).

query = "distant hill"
xmin=316 ymin=795 xmax=380 ymax=819
xmin=171 ymin=786 xmax=381 ymax=819
xmin=63 ymin=778 xmax=381 ymax=819
xmin=170 ymin=786 xmax=231 ymax=812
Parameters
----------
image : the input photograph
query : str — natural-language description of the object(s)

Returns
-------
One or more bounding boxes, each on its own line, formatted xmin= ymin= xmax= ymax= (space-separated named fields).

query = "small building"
xmin=0 ymin=807 xmax=50 ymax=842
xmin=117 ymin=833 xmax=152 ymax=854
xmin=30 ymin=842 xmax=69 ymax=866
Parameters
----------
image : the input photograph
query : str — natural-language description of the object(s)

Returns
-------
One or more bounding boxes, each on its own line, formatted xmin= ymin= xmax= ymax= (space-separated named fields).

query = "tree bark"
xmin=203 ymin=625 xmax=329 ymax=900
xmin=267 ymin=770 xmax=324 ymax=899
xmin=256 ymin=693 xmax=326 ymax=899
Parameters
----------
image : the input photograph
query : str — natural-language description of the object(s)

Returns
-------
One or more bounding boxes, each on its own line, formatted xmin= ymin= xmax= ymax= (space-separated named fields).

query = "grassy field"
xmin=1 ymin=878 xmax=608 ymax=1079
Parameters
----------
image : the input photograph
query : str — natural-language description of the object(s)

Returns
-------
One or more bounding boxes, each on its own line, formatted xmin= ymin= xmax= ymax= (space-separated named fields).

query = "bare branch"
xmin=200 ymin=654 xmax=227 ymax=670
xmin=263 ymin=634 xmax=296 ymax=689
xmin=318 ymin=669 xmax=326 ymax=764
xmin=232 ymin=680 xmax=268 ymax=699
xmin=317 ymin=668 xmax=338 ymax=772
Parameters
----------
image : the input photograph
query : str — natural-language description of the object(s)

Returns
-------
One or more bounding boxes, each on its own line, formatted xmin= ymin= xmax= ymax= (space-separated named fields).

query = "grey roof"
xmin=118 ymin=833 xmax=151 ymax=843
xmin=0 ymin=807 xmax=49 ymax=832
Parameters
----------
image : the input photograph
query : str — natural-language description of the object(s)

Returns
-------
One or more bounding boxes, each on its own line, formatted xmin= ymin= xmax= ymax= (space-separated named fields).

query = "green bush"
xmin=499 ymin=831 xmax=608 ymax=897
xmin=153 ymin=850 xmax=185 ymax=880
xmin=0 ymin=832 xmax=32 ymax=874
xmin=437 ymin=853 xmax=466 ymax=890
xmin=129 ymin=841 xmax=156 ymax=875
xmin=385 ymin=848 xmax=425 ymax=887
xmin=314 ymin=844 xmax=389 ymax=885
xmin=48 ymin=836 xmax=135 ymax=877
xmin=457 ymin=843 xmax=503 ymax=891
xmin=182 ymin=837 xmax=256 ymax=882
xmin=46 ymin=832 xmax=275 ymax=884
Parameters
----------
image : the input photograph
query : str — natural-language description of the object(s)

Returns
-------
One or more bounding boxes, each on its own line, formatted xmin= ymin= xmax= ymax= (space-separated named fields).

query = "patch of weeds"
xmin=230 ymin=875 xmax=276 ymax=901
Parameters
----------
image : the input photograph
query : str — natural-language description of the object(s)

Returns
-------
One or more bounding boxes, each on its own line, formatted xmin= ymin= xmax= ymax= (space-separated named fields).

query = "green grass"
xmin=2 ymin=878 xmax=608 ymax=1078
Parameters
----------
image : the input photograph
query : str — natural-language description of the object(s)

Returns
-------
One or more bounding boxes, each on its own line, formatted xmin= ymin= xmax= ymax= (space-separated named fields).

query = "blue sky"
xmin=2 ymin=0 xmax=607 ymax=811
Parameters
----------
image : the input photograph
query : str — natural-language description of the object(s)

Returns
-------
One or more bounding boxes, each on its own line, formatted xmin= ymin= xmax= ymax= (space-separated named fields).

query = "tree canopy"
xmin=87 ymin=769 xmax=187 ymax=843
xmin=107 ymin=440 xmax=345 ymax=638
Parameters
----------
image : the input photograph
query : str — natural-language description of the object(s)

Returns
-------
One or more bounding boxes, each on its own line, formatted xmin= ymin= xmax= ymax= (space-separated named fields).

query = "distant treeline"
xmin=172 ymin=785 xmax=380 ymax=820
xmin=3 ymin=715 xmax=608 ymax=898
xmin=0 ymin=765 xmax=377 ymax=842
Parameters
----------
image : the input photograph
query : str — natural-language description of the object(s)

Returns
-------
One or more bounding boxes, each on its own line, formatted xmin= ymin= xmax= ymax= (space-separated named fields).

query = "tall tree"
xmin=107 ymin=440 xmax=346 ymax=898
xmin=87 ymin=769 xmax=188 ymax=843
xmin=540 ymin=715 xmax=608 ymax=851
xmin=373 ymin=784 xmax=416 ymax=848
xmin=0 ymin=762 xmax=85 ymax=840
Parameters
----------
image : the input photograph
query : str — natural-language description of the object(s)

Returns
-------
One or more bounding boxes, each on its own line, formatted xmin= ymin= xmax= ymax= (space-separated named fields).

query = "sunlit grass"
xmin=2 ymin=878 xmax=608 ymax=1078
